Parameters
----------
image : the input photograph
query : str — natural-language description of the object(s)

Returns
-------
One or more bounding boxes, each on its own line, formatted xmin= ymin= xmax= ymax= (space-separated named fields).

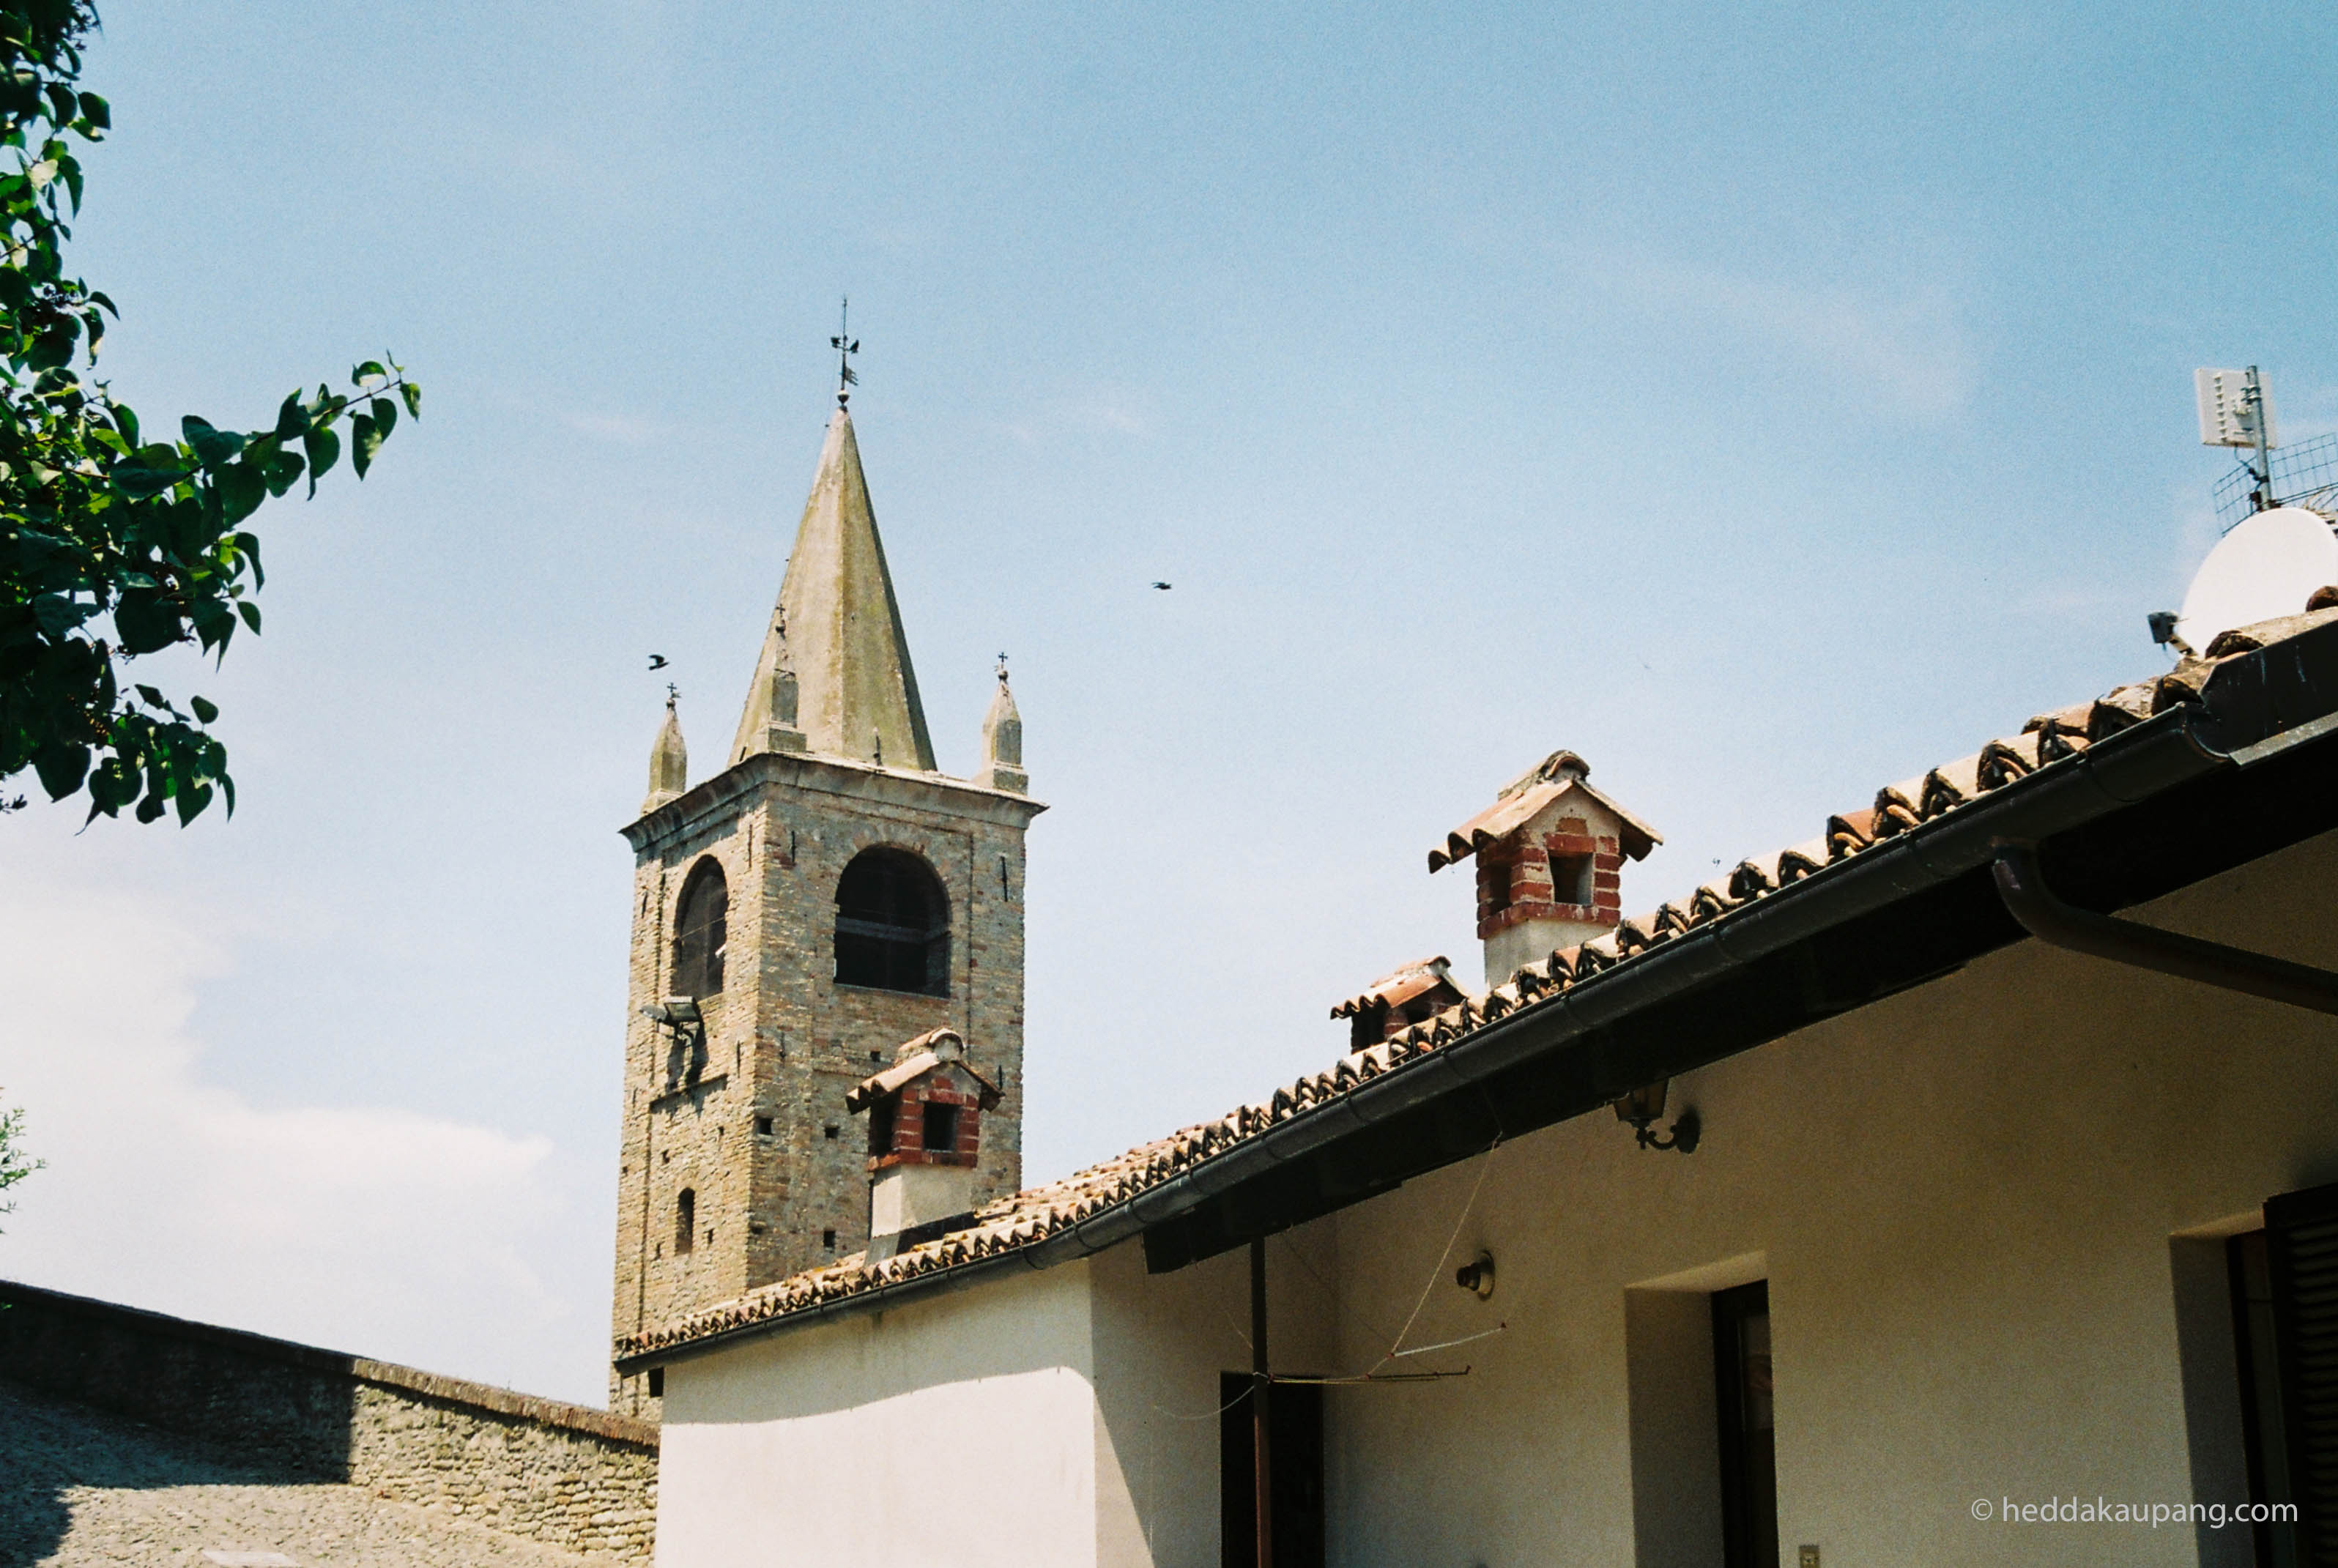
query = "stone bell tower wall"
xmin=609 ymin=750 xmax=1040 ymax=1417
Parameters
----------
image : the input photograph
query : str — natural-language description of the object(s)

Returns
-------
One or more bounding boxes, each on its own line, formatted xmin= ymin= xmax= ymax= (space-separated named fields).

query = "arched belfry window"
xmin=835 ymin=848 xmax=949 ymax=996
xmin=672 ymin=858 xmax=728 ymax=999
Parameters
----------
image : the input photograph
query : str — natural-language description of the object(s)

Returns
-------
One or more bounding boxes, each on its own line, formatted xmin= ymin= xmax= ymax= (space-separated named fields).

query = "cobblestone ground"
xmin=0 ymin=1383 xmax=629 ymax=1568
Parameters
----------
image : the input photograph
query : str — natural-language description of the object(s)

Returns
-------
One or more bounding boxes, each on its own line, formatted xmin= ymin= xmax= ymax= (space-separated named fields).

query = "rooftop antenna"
xmin=831 ymin=298 xmax=860 ymax=407
xmin=2197 ymin=366 xmax=2279 ymax=513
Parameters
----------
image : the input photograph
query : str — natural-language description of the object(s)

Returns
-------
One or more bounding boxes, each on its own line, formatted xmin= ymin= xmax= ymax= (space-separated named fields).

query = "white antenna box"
xmin=2197 ymin=367 xmax=2279 ymax=449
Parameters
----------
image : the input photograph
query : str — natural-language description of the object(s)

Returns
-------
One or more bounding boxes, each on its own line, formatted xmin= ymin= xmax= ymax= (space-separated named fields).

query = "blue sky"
xmin=2 ymin=1 xmax=2333 ymax=1403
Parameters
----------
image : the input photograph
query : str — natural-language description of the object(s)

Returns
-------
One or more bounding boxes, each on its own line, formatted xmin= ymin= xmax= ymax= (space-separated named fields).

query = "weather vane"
xmin=831 ymin=298 xmax=859 ymax=407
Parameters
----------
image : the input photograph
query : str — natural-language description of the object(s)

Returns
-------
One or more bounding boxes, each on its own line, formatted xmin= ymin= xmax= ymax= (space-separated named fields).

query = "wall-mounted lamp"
xmin=642 ymin=995 xmax=707 ymax=1081
xmin=642 ymin=995 xmax=703 ymax=1030
xmin=1454 ymin=1251 xmax=1496 ymax=1299
xmin=1613 ymin=1080 xmax=1699 ymax=1153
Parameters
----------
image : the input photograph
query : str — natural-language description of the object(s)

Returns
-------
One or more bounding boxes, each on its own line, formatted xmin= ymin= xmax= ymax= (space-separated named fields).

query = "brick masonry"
xmin=0 ymin=1279 xmax=658 ymax=1561
xmin=1475 ymin=815 xmax=1625 ymax=940
xmin=609 ymin=748 xmax=1042 ymax=1418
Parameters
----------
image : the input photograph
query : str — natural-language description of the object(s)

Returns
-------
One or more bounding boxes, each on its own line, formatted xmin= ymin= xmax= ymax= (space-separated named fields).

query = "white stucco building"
xmin=620 ymin=601 xmax=2338 ymax=1567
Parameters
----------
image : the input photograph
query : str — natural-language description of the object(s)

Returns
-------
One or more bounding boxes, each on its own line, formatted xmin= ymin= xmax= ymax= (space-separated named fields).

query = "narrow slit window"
xmin=675 ymin=1188 xmax=696 ymax=1255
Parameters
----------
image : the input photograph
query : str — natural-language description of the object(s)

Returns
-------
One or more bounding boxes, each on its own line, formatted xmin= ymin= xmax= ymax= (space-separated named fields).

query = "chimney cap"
xmin=847 ymin=1028 xmax=1001 ymax=1113
xmin=1428 ymin=748 xmax=1661 ymax=873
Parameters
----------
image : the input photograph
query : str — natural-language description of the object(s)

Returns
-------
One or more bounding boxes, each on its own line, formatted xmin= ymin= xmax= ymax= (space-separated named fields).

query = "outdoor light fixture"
xmin=1613 ymin=1080 xmax=1699 ymax=1153
xmin=641 ymin=995 xmax=706 ymax=1049
xmin=1455 ymin=1251 xmax=1496 ymax=1300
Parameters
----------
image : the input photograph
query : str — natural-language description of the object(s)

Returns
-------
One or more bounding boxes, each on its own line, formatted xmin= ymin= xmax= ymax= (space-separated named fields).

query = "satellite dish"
xmin=2176 ymin=506 xmax=2338 ymax=652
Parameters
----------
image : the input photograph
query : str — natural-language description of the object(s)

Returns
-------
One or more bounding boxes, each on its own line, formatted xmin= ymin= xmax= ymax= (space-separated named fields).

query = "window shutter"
xmin=2266 ymin=1180 xmax=2338 ymax=1563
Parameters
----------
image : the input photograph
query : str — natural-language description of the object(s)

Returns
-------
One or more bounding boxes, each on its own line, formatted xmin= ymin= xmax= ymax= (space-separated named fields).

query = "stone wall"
xmin=0 ymin=1279 xmax=656 ymax=1561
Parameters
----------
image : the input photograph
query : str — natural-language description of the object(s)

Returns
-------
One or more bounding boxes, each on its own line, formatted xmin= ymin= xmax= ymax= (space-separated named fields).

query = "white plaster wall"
xmin=654 ymin=1261 xmax=1100 ymax=1568
xmin=1322 ymin=828 xmax=2338 ymax=1568
xmin=1086 ymin=1233 xmax=1341 ymax=1568
xmin=653 ymin=829 xmax=2338 ymax=1568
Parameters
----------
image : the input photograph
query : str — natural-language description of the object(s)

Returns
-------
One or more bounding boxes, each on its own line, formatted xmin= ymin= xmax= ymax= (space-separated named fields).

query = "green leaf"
xmin=275 ymin=393 xmax=306 ymax=439
xmin=182 ymin=415 xmax=245 ymax=469
xmin=215 ymin=458 xmax=265 ymax=524
xmin=114 ymin=592 xmax=184 ymax=655
xmin=134 ymin=683 xmax=164 ymax=708
xmin=78 ymin=91 xmax=108 ymax=131
xmin=352 ymin=359 xmax=385 ymax=382
xmin=400 ymin=379 xmax=421 ymax=419
xmin=31 ymin=742 xmax=89 ymax=800
xmin=350 ymin=412 xmax=380 ymax=478
xmin=303 ymin=423 xmax=339 ymax=495
xmin=237 ymin=601 xmax=261 ymax=633
xmin=112 ymin=461 xmax=190 ymax=499
xmin=190 ymin=695 xmax=218 ymax=724
xmin=175 ymin=779 xmax=212 ymax=825
xmin=369 ymin=395 xmax=397 ymax=440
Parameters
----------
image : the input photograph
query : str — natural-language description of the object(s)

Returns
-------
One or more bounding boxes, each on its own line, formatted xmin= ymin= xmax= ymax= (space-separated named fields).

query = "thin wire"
xmin=1365 ymin=1137 xmax=1502 ymax=1379
xmin=1390 ymin=1323 xmax=1507 ymax=1359
xmin=1148 ymin=1383 xmax=1255 ymax=1422
xmin=1275 ymin=1227 xmax=1408 ymax=1350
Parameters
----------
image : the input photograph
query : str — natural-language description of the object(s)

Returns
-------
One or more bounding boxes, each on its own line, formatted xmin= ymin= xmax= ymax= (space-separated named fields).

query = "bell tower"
xmin=609 ymin=401 xmax=1044 ymax=1417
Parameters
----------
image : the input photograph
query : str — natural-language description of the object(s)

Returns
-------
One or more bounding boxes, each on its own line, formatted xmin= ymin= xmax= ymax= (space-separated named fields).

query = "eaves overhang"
xmin=615 ymin=621 xmax=2338 ymax=1372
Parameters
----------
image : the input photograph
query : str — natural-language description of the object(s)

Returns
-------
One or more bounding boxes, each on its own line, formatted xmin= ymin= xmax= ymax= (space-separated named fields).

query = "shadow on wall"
xmin=0 ymin=1377 xmax=319 ymax=1568
xmin=0 ymin=1283 xmax=362 ymax=1482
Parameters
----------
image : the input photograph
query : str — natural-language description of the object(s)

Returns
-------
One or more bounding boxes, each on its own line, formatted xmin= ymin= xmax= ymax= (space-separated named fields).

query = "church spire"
xmin=731 ymin=406 xmax=938 ymax=770
xmin=645 ymin=687 xmax=687 ymax=813
xmin=976 ymin=655 xmax=1027 ymax=794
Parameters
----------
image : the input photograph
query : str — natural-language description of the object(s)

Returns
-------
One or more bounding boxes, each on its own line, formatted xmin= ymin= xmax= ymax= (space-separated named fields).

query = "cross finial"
xmin=995 ymin=651 xmax=1010 ymax=685
xmin=665 ymin=682 xmax=678 ymax=710
xmin=831 ymin=297 xmax=859 ymax=407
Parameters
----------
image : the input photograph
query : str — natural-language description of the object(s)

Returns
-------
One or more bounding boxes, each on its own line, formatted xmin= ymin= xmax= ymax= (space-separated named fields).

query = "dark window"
xmin=754 ymin=1116 xmax=773 ymax=1136
xmin=821 ymin=1228 xmax=836 ymax=1251
xmin=923 ymin=1101 xmax=960 ymax=1157
xmin=672 ymin=859 xmax=728 ymax=998
xmin=2260 ymin=1181 xmax=2338 ymax=1562
xmin=823 ymin=1123 xmax=840 ymax=1141
xmin=1714 ymin=1281 xmax=1779 ymax=1568
xmin=2230 ymin=1230 xmax=2296 ymax=1566
xmin=646 ymin=1367 xmax=664 ymax=1398
xmin=1219 ymin=1372 xmax=1324 ymax=1568
xmin=867 ymin=1099 xmax=897 ymax=1159
xmin=674 ymin=1188 xmax=695 ymax=1255
xmin=1549 ymin=850 xmax=1594 ymax=905
xmin=834 ymin=848 xmax=949 ymax=995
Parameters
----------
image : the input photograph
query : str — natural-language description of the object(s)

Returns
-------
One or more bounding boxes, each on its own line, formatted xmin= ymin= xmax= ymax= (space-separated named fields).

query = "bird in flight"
xmin=1151 ymin=582 xmax=1172 ymax=591
xmin=647 ymin=654 xmax=669 ymax=670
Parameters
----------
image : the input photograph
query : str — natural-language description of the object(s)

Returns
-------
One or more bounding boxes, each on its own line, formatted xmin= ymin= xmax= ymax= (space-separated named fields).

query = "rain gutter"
xmin=621 ymin=623 xmax=2338 ymax=1370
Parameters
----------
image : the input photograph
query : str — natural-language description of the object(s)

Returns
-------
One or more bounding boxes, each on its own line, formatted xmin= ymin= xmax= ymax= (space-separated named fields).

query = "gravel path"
xmin=0 ymin=1382 xmax=628 ymax=1568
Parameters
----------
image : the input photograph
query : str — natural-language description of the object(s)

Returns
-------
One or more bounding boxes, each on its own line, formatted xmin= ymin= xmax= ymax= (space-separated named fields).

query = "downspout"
xmin=1991 ymin=843 xmax=2338 ymax=1017
xmin=1251 ymin=1237 xmax=1273 ymax=1568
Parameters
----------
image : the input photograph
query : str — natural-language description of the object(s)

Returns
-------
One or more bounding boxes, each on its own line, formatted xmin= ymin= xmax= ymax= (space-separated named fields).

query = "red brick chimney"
xmin=847 ymin=1028 xmax=1002 ymax=1260
xmin=1429 ymin=751 xmax=1660 ymax=986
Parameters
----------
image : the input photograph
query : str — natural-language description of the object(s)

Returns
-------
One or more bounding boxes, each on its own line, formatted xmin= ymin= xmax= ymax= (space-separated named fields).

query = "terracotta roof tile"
xmin=614 ymin=610 xmax=2320 ymax=1363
